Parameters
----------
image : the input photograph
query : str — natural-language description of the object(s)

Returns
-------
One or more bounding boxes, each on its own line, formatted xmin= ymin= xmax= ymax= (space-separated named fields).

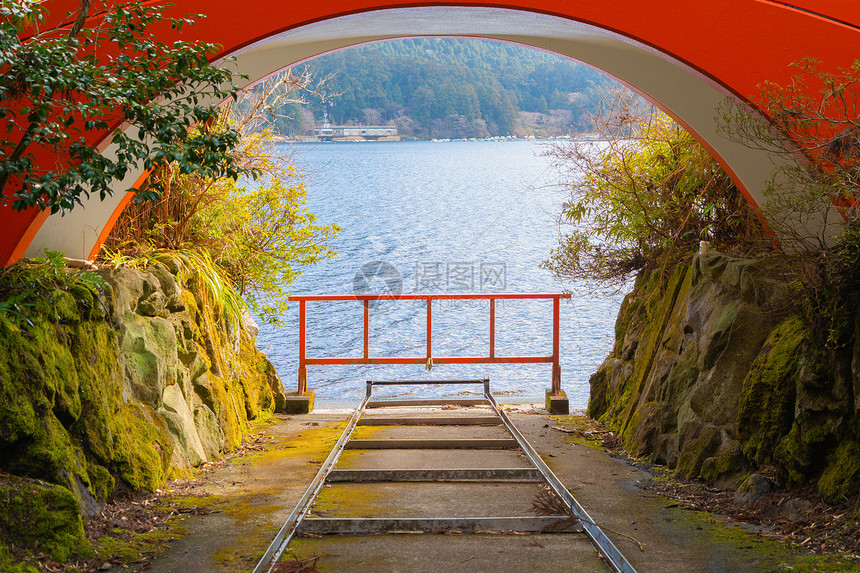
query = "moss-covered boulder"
xmin=817 ymin=430 xmax=860 ymax=503
xmin=590 ymin=251 xmax=860 ymax=498
xmin=0 ymin=260 xmax=288 ymax=563
xmin=100 ymin=264 xmax=287 ymax=469
xmin=737 ymin=315 xmax=805 ymax=467
xmin=0 ymin=474 xmax=87 ymax=561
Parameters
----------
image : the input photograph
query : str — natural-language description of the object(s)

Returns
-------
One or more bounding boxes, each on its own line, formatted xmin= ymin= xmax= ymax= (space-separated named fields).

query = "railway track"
xmin=253 ymin=379 xmax=637 ymax=573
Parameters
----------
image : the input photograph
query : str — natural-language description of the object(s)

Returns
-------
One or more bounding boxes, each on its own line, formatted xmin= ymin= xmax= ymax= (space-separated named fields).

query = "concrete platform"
xmin=283 ymin=389 xmax=315 ymax=414
xmin=545 ymin=388 xmax=569 ymax=414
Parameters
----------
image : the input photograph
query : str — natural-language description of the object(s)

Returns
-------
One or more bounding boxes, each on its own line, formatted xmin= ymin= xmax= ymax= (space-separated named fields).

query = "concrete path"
xmin=144 ymin=406 xmax=803 ymax=572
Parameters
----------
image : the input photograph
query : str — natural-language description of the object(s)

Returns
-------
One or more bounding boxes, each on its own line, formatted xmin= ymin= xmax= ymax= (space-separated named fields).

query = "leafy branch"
xmin=0 ymin=0 xmax=256 ymax=214
xmin=101 ymin=72 xmax=340 ymax=325
xmin=717 ymin=57 xmax=860 ymax=251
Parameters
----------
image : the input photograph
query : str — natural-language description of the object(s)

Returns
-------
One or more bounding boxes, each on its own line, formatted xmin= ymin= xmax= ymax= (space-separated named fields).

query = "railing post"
xmin=363 ymin=299 xmax=369 ymax=360
xmin=552 ymin=296 xmax=561 ymax=395
xmin=489 ymin=298 xmax=495 ymax=358
xmin=426 ymin=297 xmax=432 ymax=363
xmin=298 ymin=300 xmax=307 ymax=396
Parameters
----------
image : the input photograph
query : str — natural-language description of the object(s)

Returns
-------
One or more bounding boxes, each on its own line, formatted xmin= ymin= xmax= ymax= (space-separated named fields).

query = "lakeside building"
xmin=312 ymin=123 xmax=399 ymax=141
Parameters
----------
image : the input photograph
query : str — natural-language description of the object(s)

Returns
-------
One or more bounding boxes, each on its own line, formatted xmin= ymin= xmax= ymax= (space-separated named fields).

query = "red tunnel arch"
xmin=3 ymin=0 xmax=860 ymax=264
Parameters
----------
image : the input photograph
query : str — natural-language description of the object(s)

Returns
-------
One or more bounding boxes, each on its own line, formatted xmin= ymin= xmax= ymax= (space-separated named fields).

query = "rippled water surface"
xmin=256 ymin=140 xmax=623 ymax=408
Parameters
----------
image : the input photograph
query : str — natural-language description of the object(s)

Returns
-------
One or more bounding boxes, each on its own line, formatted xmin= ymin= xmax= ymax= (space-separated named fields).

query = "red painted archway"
xmin=3 ymin=0 xmax=860 ymax=264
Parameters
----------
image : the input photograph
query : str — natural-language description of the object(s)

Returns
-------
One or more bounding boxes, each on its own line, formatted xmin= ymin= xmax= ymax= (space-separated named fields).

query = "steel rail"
xmin=251 ymin=394 xmax=370 ymax=573
xmin=363 ymin=377 xmax=635 ymax=572
xmin=252 ymin=380 xmax=488 ymax=572
xmin=485 ymin=388 xmax=638 ymax=573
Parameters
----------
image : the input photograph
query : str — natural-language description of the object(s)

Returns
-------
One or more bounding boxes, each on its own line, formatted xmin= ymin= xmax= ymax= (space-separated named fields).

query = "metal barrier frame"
xmin=288 ymin=293 xmax=571 ymax=396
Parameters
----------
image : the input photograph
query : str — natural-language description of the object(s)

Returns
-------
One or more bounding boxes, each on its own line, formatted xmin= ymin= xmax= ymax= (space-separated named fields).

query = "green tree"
xmin=0 ymin=0 xmax=252 ymax=213
xmin=192 ymin=148 xmax=338 ymax=324
xmin=293 ymin=37 xmax=615 ymax=138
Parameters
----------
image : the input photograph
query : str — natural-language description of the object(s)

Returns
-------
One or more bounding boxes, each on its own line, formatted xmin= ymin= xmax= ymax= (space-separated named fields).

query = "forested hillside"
xmin=272 ymin=38 xmax=618 ymax=139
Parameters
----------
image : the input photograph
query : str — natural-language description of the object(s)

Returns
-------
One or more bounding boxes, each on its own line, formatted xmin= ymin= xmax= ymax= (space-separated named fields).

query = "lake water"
xmin=255 ymin=140 xmax=624 ymax=409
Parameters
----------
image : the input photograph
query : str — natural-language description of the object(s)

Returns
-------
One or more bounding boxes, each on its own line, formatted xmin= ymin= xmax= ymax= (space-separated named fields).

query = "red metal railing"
xmin=288 ymin=293 xmax=571 ymax=396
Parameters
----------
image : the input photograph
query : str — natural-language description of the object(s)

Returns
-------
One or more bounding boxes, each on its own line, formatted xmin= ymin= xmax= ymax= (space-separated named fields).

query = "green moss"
xmin=737 ymin=314 xmax=806 ymax=466
xmin=787 ymin=556 xmax=860 ymax=572
xmin=0 ymin=299 xmax=175 ymax=502
xmin=0 ymin=475 xmax=87 ymax=561
xmin=86 ymin=462 xmax=114 ymax=504
xmin=698 ymin=302 xmax=737 ymax=370
xmin=676 ymin=425 xmax=722 ymax=478
xmin=586 ymin=368 xmax=609 ymax=420
xmin=817 ymin=438 xmax=860 ymax=503
xmin=199 ymin=373 xmax=246 ymax=449
xmin=613 ymin=291 xmax=638 ymax=346
xmin=246 ymin=422 xmax=347 ymax=467
xmin=95 ymin=524 xmax=179 ymax=564
xmin=0 ymin=543 xmax=39 ymax=573
xmin=621 ymin=400 xmax=660 ymax=456
xmin=77 ymin=348 xmax=173 ymax=493
xmin=67 ymin=283 xmax=102 ymax=320
xmin=699 ymin=445 xmax=745 ymax=485
xmin=53 ymin=289 xmax=81 ymax=323
xmin=613 ymin=263 xmax=690 ymax=435
xmin=774 ymin=423 xmax=819 ymax=486
xmin=23 ymin=414 xmax=89 ymax=493
xmin=588 ymin=251 xmax=860 ymax=522
xmin=686 ymin=506 xmax=859 ymax=572
xmin=0 ymin=260 xmax=285 ymax=566
xmin=21 ymin=319 xmax=82 ymax=424
xmin=112 ymin=403 xmax=172 ymax=490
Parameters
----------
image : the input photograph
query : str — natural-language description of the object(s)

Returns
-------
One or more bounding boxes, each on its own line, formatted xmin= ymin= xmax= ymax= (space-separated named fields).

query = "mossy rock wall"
xmin=0 ymin=263 xmax=287 ymax=559
xmin=590 ymin=252 xmax=860 ymax=501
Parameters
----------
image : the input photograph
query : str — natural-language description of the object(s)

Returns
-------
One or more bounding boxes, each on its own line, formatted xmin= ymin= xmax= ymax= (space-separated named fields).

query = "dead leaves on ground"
xmin=272 ymin=552 xmax=333 ymax=573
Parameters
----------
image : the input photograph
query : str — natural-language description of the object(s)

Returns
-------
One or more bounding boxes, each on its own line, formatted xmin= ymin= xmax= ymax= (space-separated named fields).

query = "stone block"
xmin=545 ymin=388 xmax=569 ymax=414
xmin=284 ymin=389 xmax=316 ymax=414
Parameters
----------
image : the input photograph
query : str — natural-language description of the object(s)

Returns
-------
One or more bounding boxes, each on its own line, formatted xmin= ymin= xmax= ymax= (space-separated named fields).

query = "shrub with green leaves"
xmin=0 ymin=250 xmax=106 ymax=332
xmin=102 ymin=75 xmax=339 ymax=325
xmin=543 ymin=89 xmax=766 ymax=291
